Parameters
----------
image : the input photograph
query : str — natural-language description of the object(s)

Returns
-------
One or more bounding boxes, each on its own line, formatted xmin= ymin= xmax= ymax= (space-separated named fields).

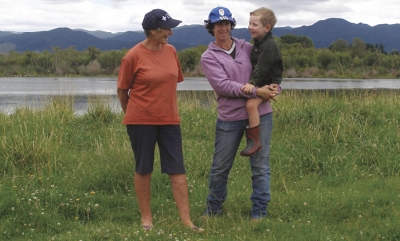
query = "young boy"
xmin=240 ymin=7 xmax=283 ymax=156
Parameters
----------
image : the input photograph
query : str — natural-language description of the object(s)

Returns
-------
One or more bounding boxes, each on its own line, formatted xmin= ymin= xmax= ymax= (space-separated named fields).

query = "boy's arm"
xmin=241 ymin=83 xmax=256 ymax=94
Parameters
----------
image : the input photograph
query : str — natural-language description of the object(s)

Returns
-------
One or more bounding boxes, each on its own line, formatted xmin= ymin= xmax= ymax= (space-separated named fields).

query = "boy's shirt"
xmin=249 ymin=31 xmax=283 ymax=87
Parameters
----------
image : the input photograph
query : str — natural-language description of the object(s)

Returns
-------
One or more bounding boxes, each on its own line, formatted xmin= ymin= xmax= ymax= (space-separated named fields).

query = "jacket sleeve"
xmin=201 ymin=51 xmax=256 ymax=98
xmin=249 ymin=39 xmax=283 ymax=86
xmin=117 ymin=56 xmax=136 ymax=89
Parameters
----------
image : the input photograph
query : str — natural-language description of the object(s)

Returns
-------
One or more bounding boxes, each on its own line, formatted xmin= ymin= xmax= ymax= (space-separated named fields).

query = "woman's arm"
xmin=201 ymin=52 xmax=253 ymax=98
xmin=117 ymin=88 xmax=129 ymax=114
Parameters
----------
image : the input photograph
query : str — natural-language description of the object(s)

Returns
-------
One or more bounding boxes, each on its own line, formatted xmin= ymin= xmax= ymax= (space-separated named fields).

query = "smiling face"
xmin=212 ymin=20 xmax=232 ymax=42
xmin=151 ymin=28 xmax=173 ymax=44
xmin=248 ymin=15 xmax=271 ymax=40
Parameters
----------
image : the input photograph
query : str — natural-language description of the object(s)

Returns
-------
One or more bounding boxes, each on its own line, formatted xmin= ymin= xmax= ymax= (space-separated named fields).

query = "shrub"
xmin=85 ymin=60 xmax=102 ymax=76
xmin=302 ymin=67 xmax=320 ymax=77
xmin=285 ymin=68 xmax=298 ymax=78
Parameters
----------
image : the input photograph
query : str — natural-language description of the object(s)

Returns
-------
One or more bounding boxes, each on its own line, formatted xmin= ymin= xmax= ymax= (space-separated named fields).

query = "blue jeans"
xmin=204 ymin=113 xmax=272 ymax=219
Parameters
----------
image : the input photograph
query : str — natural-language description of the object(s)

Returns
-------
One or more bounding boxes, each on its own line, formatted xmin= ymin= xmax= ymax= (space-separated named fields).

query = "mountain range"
xmin=0 ymin=18 xmax=399 ymax=54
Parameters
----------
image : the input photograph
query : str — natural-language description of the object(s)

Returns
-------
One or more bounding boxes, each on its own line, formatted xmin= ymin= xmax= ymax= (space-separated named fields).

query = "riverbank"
xmin=2 ymin=77 xmax=400 ymax=115
xmin=1 ymin=90 xmax=399 ymax=240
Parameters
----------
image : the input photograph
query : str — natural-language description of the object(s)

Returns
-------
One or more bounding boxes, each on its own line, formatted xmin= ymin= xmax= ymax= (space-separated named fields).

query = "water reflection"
xmin=1 ymin=77 xmax=400 ymax=94
xmin=0 ymin=77 xmax=399 ymax=114
xmin=0 ymin=94 xmax=120 ymax=115
xmin=282 ymin=78 xmax=400 ymax=89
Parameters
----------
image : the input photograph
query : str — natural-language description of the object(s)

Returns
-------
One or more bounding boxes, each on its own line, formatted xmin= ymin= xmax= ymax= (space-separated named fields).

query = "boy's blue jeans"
xmin=204 ymin=113 xmax=272 ymax=219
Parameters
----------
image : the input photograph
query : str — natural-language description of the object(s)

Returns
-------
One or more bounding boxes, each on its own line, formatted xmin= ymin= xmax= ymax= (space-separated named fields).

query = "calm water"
xmin=1 ymin=77 xmax=399 ymax=114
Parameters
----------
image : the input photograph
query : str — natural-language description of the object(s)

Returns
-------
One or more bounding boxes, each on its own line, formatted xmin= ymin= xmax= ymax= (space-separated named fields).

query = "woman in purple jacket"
xmin=200 ymin=6 xmax=280 ymax=221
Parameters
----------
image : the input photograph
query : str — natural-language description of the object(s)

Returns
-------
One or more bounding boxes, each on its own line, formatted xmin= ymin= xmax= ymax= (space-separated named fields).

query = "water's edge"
xmin=1 ymin=77 xmax=399 ymax=114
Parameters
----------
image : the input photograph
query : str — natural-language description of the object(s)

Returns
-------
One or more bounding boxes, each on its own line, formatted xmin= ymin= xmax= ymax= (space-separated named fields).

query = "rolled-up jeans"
xmin=204 ymin=113 xmax=272 ymax=218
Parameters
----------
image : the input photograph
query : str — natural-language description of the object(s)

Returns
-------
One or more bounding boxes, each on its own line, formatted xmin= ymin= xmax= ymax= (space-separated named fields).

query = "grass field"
xmin=1 ymin=90 xmax=399 ymax=240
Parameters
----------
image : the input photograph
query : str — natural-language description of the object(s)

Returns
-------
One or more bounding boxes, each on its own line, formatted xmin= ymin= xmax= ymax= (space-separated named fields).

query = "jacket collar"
xmin=209 ymin=37 xmax=245 ymax=52
xmin=254 ymin=31 xmax=272 ymax=45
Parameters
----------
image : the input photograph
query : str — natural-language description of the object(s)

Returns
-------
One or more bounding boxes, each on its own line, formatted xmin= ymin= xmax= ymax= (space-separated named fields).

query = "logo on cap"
xmin=219 ymin=9 xmax=225 ymax=16
xmin=162 ymin=13 xmax=171 ymax=21
xmin=142 ymin=9 xmax=181 ymax=30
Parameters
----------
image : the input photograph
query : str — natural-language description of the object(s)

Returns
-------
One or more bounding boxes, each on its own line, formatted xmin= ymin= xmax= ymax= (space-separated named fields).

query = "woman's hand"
xmin=255 ymin=84 xmax=279 ymax=102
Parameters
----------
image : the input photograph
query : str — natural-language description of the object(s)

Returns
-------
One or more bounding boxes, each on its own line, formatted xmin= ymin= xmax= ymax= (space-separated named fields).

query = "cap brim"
xmin=161 ymin=19 xmax=182 ymax=29
xmin=210 ymin=16 xmax=234 ymax=24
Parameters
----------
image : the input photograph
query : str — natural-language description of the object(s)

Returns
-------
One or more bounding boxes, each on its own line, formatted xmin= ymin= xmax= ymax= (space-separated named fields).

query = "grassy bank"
xmin=1 ymin=90 xmax=399 ymax=240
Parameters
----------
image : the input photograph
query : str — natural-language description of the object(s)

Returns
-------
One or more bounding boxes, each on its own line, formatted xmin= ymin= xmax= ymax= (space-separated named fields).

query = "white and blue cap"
xmin=206 ymin=6 xmax=236 ymax=25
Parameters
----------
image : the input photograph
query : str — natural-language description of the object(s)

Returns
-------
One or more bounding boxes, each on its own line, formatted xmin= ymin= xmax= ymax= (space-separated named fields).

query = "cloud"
xmin=0 ymin=0 xmax=398 ymax=33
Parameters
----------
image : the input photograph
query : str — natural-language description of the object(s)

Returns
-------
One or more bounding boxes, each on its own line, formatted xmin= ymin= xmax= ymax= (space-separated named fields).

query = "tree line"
xmin=1 ymin=34 xmax=399 ymax=78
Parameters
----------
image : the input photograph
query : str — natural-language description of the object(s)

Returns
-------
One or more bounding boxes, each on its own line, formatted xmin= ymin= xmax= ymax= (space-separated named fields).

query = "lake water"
xmin=1 ymin=77 xmax=399 ymax=114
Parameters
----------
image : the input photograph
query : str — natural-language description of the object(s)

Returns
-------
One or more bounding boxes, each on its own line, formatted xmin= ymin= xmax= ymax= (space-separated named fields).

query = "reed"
xmin=0 ymin=90 xmax=399 ymax=240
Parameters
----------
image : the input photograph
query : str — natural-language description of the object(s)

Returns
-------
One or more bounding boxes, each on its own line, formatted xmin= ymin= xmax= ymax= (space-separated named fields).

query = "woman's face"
xmin=151 ymin=28 xmax=173 ymax=44
xmin=213 ymin=21 xmax=231 ymax=41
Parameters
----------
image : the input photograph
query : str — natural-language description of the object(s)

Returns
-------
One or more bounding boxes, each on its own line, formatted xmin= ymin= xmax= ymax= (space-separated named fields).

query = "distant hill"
xmin=169 ymin=19 xmax=400 ymax=52
xmin=272 ymin=18 xmax=400 ymax=52
xmin=0 ymin=18 xmax=399 ymax=54
xmin=0 ymin=28 xmax=137 ymax=53
xmin=74 ymin=29 xmax=125 ymax=39
xmin=0 ymin=31 xmax=14 ymax=38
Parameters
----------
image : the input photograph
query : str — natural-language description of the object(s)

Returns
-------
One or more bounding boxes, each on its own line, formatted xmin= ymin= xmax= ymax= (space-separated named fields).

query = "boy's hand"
xmin=241 ymin=83 xmax=255 ymax=94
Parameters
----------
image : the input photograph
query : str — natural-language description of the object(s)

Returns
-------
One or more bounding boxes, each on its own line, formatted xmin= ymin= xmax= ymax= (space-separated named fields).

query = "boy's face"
xmin=248 ymin=15 xmax=271 ymax=40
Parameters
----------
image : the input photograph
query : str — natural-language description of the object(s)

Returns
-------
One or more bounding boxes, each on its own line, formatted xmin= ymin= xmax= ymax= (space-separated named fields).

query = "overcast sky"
xmin=1 ymin=0 xmax=399 ymax=33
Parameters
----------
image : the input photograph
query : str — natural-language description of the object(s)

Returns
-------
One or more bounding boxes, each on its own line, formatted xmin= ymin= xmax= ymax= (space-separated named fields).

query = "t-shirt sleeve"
xmin=117 ymin=57 xmax=136 ymax=89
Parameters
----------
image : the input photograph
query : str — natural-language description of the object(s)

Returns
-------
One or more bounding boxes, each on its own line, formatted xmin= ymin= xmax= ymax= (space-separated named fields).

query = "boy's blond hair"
xmin=250 ymin=7 xmax=277 ymax=29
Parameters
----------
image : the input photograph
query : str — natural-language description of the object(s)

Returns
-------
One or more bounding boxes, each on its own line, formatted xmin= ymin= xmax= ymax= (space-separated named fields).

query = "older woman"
xmin=200 ymin=6 xmax=280 ymax=221
xmin=117 ymin=9 xmax=203 ymax=232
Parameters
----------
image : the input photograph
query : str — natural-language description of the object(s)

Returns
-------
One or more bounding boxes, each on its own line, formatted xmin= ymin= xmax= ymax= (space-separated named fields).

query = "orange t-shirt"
xmin=117 ymin=43 xmax=184 ymax=125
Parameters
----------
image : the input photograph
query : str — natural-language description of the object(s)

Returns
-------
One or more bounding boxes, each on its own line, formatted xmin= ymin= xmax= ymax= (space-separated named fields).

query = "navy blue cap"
xmin=142 ymin=9 xmax=182 ymax=30
xmin=206 ymin=6 xmax=236 ymax=24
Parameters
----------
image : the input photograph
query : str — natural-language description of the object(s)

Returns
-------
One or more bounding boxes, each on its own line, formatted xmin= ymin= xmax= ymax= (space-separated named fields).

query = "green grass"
xmin=1 ymin=90 xmax=399 ymax=240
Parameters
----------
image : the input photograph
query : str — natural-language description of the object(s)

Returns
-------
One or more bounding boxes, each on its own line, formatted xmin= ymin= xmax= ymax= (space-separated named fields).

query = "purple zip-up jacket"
xmin=201 ymin=37 xmax=274 ymax=121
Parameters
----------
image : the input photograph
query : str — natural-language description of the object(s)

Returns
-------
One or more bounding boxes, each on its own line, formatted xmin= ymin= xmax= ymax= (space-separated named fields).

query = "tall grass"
xmin=0 ymin=90 xmax=399 ymax=240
